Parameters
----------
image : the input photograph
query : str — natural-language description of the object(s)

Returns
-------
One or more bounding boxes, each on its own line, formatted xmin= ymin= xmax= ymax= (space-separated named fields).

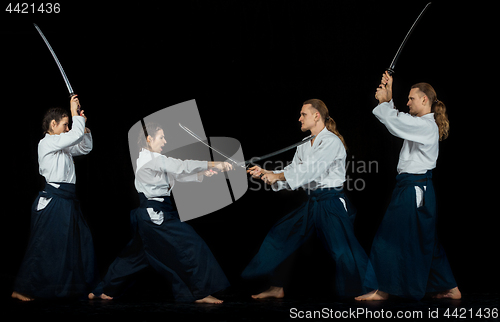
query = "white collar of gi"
xmin=140 ymin=148 xmax=161 ymax=158
xmin=313 ymin=126 xmax=328 ymax=139
xmin=309 ymin=126 xmax=328 ymax=147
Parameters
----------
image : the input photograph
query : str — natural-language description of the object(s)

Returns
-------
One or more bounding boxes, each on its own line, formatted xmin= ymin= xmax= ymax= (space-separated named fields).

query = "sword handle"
xmin=247 ymin=172 xmax=265 ymax=179
xmin=386 ymin=68 xmax=395 ymax=76
xmin=69 ymin=93 xmax=81 ymax=116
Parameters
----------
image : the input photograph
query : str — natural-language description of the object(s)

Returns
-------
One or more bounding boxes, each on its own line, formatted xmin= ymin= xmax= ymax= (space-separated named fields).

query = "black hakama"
xmin=13 ymin=182 xmax=96 ymax=299
xmin=93 ymin=193 xmax=229 ymax=302
xmin=363 ymin=171 xmax=457 ymax=300
xmin=241 ymin=188 xmax=372 ymax=297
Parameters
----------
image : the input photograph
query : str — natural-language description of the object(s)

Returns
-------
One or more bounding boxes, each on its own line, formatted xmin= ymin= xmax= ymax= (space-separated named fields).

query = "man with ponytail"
xmin=355 ymin=72 xmax=460 ymax=301
xmin=241 ymin=99 xmax=371 ymax=299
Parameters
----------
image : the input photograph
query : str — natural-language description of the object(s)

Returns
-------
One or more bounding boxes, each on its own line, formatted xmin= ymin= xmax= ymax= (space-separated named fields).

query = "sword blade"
xmin=244 ymin=135 xmax=315 ymax=166
xmin=179 ymin=123 xmax=316 ymax=171
xmin=387 ymin=2 xmax=432 ymax=75
xmin=178 ymin=123 xmax=246 ymax=168
xmin=33 ymin=24 xmax=75 ymax=95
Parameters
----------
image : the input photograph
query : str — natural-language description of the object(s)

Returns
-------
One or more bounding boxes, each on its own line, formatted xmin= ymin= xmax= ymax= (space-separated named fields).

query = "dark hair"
xmin=302 ymin=99 xmax=347 ymax=150
xmin=410 ymin=83 xmax=449 ymax=141
xmin=138 ymin=122 xmax=163 ymax=149
xmin=42 ymin=107 xmax=69 ymax=134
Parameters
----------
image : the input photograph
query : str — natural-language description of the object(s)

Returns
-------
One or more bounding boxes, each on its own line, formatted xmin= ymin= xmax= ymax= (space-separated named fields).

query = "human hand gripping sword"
xmin=33 ymin=24 xmax=81 ymax=115
xmin=178 ymin=123 xmax=315 ymax=176
xmin=386 ymin=2 xmax=432 ymax=76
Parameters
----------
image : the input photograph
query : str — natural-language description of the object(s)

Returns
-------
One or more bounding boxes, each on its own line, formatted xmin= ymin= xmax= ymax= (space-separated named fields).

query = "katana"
xmin=386 ymin=2 xmax=432 ymax=75
xmin=179 ymin=123 xmax=245 ymax=168
xmin=178 ymin=123 xmax=315 ymax=169
xmin=244 ymin=135 xmax=315 ymax=166
xmin=33 ymin=23 xmax=80 ymax=114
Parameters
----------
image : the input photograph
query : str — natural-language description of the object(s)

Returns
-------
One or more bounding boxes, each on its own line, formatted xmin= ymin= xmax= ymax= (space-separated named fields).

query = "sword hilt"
xmin=69 ymin=92 xmax=82 ymax=116
xmin=247 ymin=172 xmax=265 ymax=179
xmin=386 ymin=68 xmax=395 ymax=76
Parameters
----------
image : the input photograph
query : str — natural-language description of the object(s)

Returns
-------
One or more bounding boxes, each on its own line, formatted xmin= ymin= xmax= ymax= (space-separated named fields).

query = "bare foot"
xmin=355 ymin=289 xmax=389 ymax=301
xmin=194 ymin=295 xmax=223 ymax=304
xmin=251 ymin=286 xmax=285 ymax=299
xmin=88 ymin=292 xmax=113 ymax=300
xmin=11 ymin=291 xmax=34 ymax=302
xmin=432 ymin=287 xmax=461 ymax=299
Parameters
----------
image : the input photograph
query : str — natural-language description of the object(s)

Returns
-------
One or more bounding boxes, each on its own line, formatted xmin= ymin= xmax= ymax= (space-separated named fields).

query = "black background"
xmin=1 ymin=1 xmax=496 ymax=300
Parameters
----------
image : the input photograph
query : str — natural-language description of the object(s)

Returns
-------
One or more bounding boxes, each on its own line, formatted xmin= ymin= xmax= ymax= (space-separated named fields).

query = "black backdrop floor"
xmin=4 ymin=292 xmax=499 ymax=321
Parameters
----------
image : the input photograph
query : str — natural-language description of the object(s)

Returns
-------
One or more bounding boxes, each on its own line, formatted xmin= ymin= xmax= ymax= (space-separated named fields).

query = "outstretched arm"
xmin=208 ymin=161 xmax=233 ymax=172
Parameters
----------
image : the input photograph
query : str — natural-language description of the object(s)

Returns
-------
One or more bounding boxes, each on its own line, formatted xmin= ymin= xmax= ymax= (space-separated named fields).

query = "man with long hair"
xmin=242 ymin=99 xmax=371 ymax=299
xmin=356 ymin=72 xmax=460 ymax=301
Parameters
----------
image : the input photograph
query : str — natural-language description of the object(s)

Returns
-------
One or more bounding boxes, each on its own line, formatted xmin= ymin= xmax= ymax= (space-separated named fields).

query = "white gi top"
xmin=38 ymin=115 xmax=92 ymax=184
xmin=134 ymin=149 xmax=208 ymax=198
xmin=272 ymin=126 xmax=347 ymax=191
xmin=372 ymin=99 xmax=439 ymax=174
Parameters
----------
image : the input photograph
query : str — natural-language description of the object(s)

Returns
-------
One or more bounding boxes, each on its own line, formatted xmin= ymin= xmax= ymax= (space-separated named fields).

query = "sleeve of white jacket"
xmin=279 ymin=137 xmax=340 ymax=191
xmin=271 ymin=150 xmax=298 ymax=191
xmin=42 ymin=116 xmax=85 ymax=153
xmin=372 ymin=100 xmax=436 ymax=145
xmin=166 ymin=157 xmax=207 ymax=182
xmin=142 ymin=155 xmax=208 ymax=176
xmin=69 ymin=132 xmax=93 ymax=156
xmin=171 ymin=170 xmax=205 ymax=183
xmin=160 ymin=156 xmax=208 ymax=176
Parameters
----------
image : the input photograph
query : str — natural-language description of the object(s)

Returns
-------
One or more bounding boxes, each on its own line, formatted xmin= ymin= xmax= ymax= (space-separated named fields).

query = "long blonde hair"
xmin=303 ymin=99 xmax=347 ymax=150
xmin=411 ymin=83 xmax=450 ymax=141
